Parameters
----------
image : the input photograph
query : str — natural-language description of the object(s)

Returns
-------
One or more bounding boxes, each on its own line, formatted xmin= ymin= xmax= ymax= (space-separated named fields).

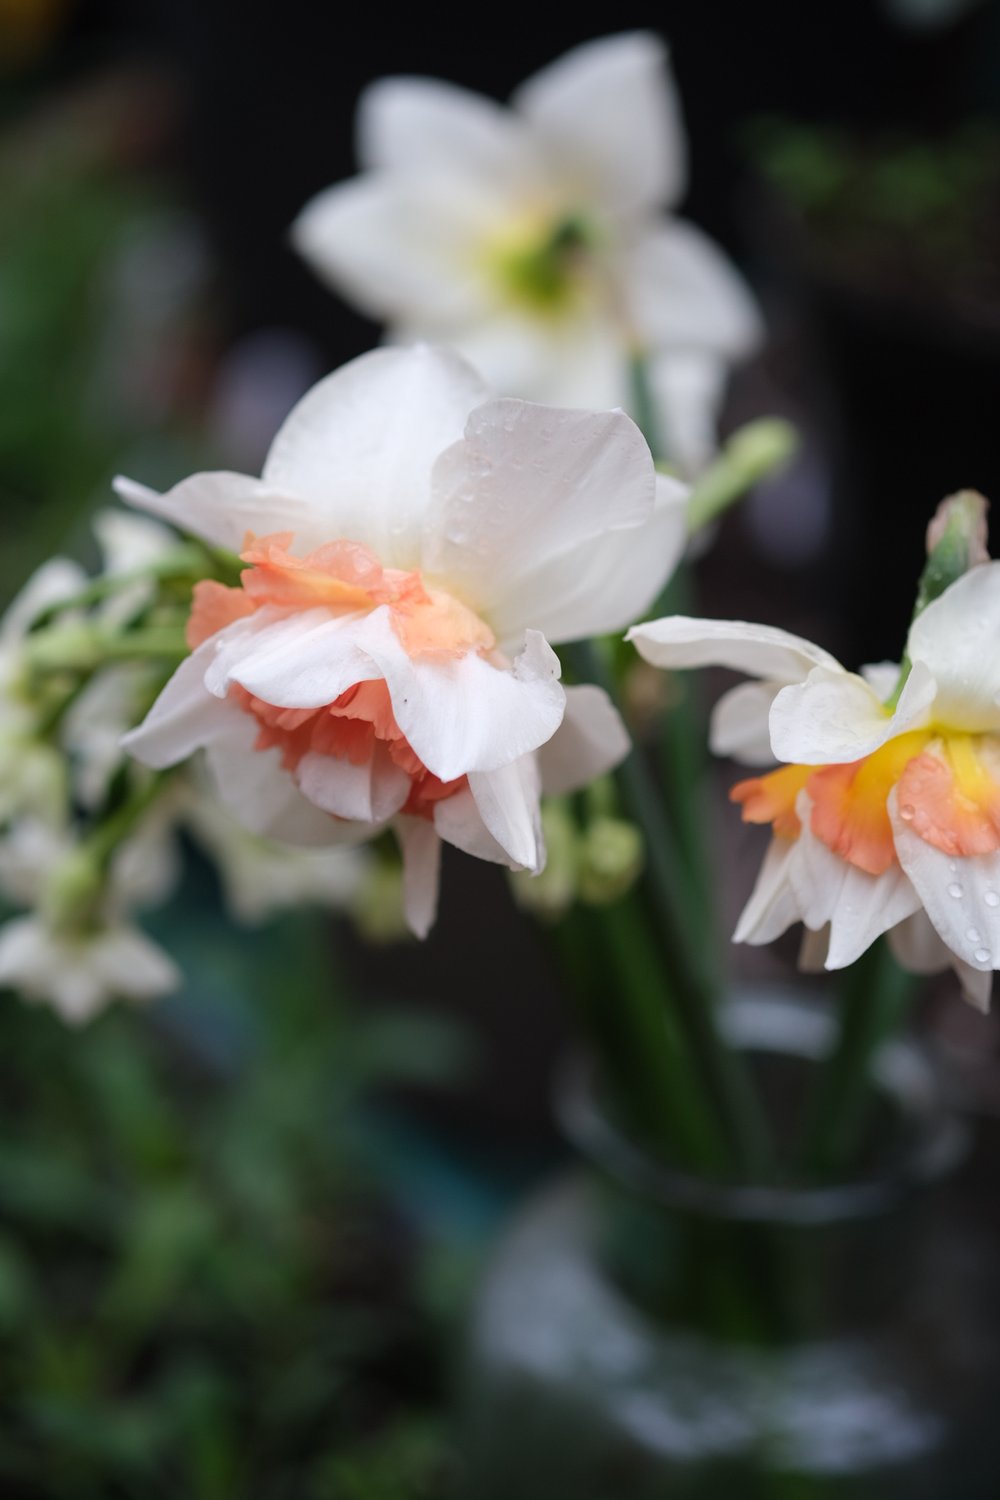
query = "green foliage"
xmin=0 ymin=877 xmax=463 ymax=1498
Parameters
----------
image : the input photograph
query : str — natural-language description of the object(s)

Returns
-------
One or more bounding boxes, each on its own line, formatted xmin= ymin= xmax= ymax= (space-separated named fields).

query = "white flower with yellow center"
xmin=630 ymin=562 xmax=1000 ymax=1008
xmin=292 ymin=32 xmax=761 ymax=474
xmin=119 ymin=345 xmax=687 ymax=936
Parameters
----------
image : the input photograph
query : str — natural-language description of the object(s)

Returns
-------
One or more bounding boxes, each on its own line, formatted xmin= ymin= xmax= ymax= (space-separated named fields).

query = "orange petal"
xmin=897 ymin=736 xmax=1000 ymax=857
xmin=808 ymin=730 xmax=929 ymax=876
xmin=186 ymin=580 xmax=256 ymax=649
xmin=731 ymin=764 xmax=812 ymax=839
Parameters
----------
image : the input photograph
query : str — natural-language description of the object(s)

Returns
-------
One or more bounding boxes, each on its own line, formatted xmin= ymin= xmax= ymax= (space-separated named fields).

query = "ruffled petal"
xmin=352 ymin=612 xmax=564 ymax=782
xmin=769 ymin=660 xmax=936 ymax=766
xmin=205 ymin=607 xmax=381 ymax=709
xmin=433 ymin=787 xmax=516 ymax=866
xmin=889 ymin=909 xmax=992 ymax=1010
xmin=261 ymin=346 xmax=488 ymax=567
xmin=491 ymin=472 xmax=687 ymax=649
xmin=202 ymin=726 xmax=358 ymax=848
xmin=122 ymin=642 xmax=244 ymax=769
xmin=789 ymin=816 xmax=921 ymax=969
xmin=426 ymin=397 xmax=654 ymax=616
xmin=622 ymin=220 xmax=762 ymax=359
xmin=889 ymin=788 xmax=999 ymax=1006
xmin=628 ymin=615 xmax=840 ymax=682
xmin=513 ymin=31 xmax=685 ymax=214
xmin=113 ymin=473 xmax=321 ymax=554
xmin=537 ymin=685 xmax=630 ymax=796
xmin=296 ymin=744 xmax=410 ymax=824
xmin=906 ymin=561 xmax=1000 ymax=735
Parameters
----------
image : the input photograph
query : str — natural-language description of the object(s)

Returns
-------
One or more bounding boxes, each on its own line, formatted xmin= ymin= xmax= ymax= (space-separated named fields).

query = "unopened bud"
xmin=41 ymin=847 xmax=104 ymax=932
xmin=915 ymin=490 xmax=990 ymax=617
xmin=578 ymin=817 xmax=644 ymax=906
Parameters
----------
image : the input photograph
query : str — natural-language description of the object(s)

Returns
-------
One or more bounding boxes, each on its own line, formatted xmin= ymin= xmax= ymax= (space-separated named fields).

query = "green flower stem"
xmin=799 ymin=940 xmax=918 ymax=1179
xmin=25 ymin=624 xmax=189 ymax=674
xmin=86 ymin=770 xmax=174 ymax=871
xmin=27 ymin=544 xmax=220 ymax=629
xmin=685 ymin=419 xmax=798 ymax=535
xmin=567 ymin=639 xmax=774 ymax=1180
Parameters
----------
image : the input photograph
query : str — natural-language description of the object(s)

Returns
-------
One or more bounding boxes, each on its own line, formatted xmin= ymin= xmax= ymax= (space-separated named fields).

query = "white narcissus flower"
xmin=119 ymin=345 xmax=687 ymax=936
xmin=629 ymin=563 xmax=1000 ymax=1009
xmin=292 ymin=32 xmax=761 ymax=475
xmin=0 ymin=916 xmax=179 ymax=1025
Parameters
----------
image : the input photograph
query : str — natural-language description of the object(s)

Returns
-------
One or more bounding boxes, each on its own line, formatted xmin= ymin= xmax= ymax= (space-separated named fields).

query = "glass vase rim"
xmin=555 ymin=984 xmax=969 ymax=1228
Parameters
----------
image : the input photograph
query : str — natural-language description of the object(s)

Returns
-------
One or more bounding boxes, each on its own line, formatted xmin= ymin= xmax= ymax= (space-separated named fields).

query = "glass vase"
xmin=460 ymin=990 xmax=1000 ymax=1498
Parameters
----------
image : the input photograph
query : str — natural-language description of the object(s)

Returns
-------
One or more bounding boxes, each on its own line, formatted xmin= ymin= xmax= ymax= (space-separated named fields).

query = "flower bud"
xmin=577 ymin=816 xmax=644 ymax=906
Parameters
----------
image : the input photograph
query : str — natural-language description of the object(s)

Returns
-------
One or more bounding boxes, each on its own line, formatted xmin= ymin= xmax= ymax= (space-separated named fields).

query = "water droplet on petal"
xmin=986 ymin=891 xmax=1000 ymax=908
xmin=948 ymin=882 xmax=964 ymax=899
xmin=975 ymin=947 xmax=992 ymax=965
xmin=899 ymin=803 xmax=915 ymax=821
xmin=949 ymin=861 xmax=959 ymax=874
xmin=967 ymin=927 xmax=982 ymax=945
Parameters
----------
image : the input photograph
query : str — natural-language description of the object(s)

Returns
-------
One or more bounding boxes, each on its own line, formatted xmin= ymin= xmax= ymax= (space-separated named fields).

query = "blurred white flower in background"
xmin=293 ymin=31 xmax=761 ymax=473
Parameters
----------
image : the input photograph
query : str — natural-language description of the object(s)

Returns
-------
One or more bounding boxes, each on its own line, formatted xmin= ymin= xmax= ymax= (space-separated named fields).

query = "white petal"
xmin=292 ymin=173 xmax=496 ymax=326
xmin=122 ymin=642 xmax=244 ymax=769
xmin=202 ymin=728 xmax=357 ymax=848
xmin=890 ymin=788 xmax=1000 ymax=995
xmin=113 ymin=473 xmax=321 ymax=554
xmin=433 ymin=787 xmax=512 ymax=865
xmin=492 ymin=471 xmax=687 ymax=649
xmin=890 ymin=912 xmax=992 ymax=1011
xmin=467 ymin=755 xmax=544 ymax=871
xmin=513 ymin=31 xmax=685 ymax=214
xmin=206 ymin=607 xmax=380 ymax=708
xmin=789 ymin=818 xmax=921 ymax=969
xmin=394 ymin=814 xmax=442 ymax=939
xmin=352 ymin=613 xmax=565 ymax=783
xmin=769 ymin=660 xmax=936 ymax=766
xmin=426 ymin=398 xmax=654 ymax=616
xmin=861 ymin=661 xmax=902 ymax=699
xmin=906 ymin=561 xmax=1000 ymax=734
xmin=628 ymin=615 xmax=840 ymax=682
xmin=89 ymin=926 xmax=182 ymax=1004
xmin=435 ymin=308 xmax=630 ymax=413
xmin=261 ymin=346 xmax=487 ymax=566
xmin=537 ymin=685 xmax=630 ymax=796
xmin=623 ymin=220 xmax=762 ymax=360
xmin=732 ymin=836 xmax=803 ymax=946
xmin=647 ymin=351 xmax=727 ymax=476
xmin=710 ymin=681 xmax=781 ymax=766
xmin=296 ymin=744 xmax=410 ymax=824
xmin=93 ymin=508 xmax=175 ymax=573
xmin=359 ymin=75 xmax=532 ymax=179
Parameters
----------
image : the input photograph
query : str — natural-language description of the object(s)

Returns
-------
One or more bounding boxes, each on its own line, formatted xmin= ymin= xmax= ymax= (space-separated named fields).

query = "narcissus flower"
xmin=292 ymin=32 xmax=760 ymax=474
xmin=120 ymin=346 xmax=686 ymax=935
xmin=630 ymin=563 xmax=1000 ymax=1007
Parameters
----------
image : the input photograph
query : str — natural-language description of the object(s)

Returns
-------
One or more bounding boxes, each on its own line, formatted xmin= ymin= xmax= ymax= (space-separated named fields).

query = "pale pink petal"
xmin=513 ymin=31 xmax=685 ymax=214
xmin=395 ymin=814 xmax=442 ymax=939
xmin=710 ymin=681 xmax=781 ymax=766
xmin=769 ymin=660 xmax=936 ymax=766
xmin=426 ymin=398 xmax=654 ymax=617
xmin=628 ymin=616 xmax=840 ymax=682
xmin=261 ymin=346 xmax=488 ymax=567
xmin=537 ymin=685 xmax=630 ymax=796
xmin=889 ymin=788 xmax=1000 ymax=1004
xmin=296 ymin=744 xmax=410 ymax=824
xmin=202 ymin=728 xmax=357 ymax=848
xmin=113 ymin=473 xmax=320 ymax=554
xmin=492 ymin=472 xmax=687 ymax=649
xmin=352 ymin=613 xmax=564 ymax=782
xmin=433 ymin=788 xmax=513 ymax=866
xmin=622 ymin=220 xmax=762 ymax=359
xmin=206 ymin=607 xmax=381 ymax=709
xmin=906 ymin=561 xmax=1000 ymax=734
xmin=122 ymin=642 xmax=244 ymax=769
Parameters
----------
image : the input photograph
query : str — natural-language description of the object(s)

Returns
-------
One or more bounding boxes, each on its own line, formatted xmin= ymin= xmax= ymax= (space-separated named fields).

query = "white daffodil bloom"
xmin=292 ymin=32 xmax=761 ymax=474
xmin=0 ymin=815 xmax=181 ymax=1023
xmin=119 ymin=345 xmax=686 ymax=936
xmin=0 ymin=916 xmax=179 ymax=1025
xmin=629 ymin=563 xmax=1000 ymax=1009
